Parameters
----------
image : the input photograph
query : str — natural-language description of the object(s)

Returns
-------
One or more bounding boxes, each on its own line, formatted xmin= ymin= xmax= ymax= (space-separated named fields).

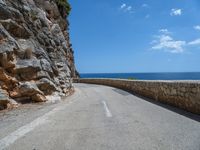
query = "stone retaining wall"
xmin=74 ymin=78 xmax=200 ymax=114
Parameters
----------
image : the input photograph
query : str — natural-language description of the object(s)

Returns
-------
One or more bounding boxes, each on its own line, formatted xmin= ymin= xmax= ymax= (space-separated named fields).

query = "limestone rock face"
xmin=0 ymin=88 xmax=18 ymax=110
xmin=0 ymin=0 xmax=78 ymax=109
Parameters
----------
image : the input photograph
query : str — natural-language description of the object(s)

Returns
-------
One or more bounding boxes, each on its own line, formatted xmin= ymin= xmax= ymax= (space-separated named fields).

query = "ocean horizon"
xmin=80 ymin=72 xmax=200 ymax=80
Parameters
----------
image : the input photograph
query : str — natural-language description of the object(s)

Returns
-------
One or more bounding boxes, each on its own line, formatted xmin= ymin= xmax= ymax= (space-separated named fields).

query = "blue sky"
xmin=68 ymin=0 xmax=200 ymax=73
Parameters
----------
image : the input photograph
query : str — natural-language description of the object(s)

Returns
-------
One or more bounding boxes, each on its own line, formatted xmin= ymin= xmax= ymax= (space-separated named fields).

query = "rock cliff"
xmin=0 ymin=0 xmax=77 ymax=110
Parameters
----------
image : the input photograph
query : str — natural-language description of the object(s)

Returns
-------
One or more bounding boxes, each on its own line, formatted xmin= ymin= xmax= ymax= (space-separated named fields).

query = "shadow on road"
xmin=115 ymin=88 xmax=200 ymax=123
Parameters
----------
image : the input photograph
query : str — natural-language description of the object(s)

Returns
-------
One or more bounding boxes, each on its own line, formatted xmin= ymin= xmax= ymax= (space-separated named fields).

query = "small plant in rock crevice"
xmin=55 ymin=0 xmax=71 ymax=17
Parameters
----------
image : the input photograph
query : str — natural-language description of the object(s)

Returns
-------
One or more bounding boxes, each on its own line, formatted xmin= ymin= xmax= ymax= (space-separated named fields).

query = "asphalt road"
xmin=0 ymin=83 xmax=200 ymax=150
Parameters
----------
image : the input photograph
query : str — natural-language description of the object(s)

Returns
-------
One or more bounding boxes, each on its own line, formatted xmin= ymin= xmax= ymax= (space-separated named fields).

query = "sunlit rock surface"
xmin=0 ymin=0 xmax=77 ymax=109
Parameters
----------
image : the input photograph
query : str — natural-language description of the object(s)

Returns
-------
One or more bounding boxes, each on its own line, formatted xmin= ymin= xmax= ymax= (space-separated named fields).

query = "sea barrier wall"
xmin=73 ymin=78 xmax=200 ymax=114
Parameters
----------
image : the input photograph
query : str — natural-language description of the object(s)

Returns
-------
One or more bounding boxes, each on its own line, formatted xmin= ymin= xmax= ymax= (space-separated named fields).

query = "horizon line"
xmin=80 ymin=71 xmax=200 ymax=74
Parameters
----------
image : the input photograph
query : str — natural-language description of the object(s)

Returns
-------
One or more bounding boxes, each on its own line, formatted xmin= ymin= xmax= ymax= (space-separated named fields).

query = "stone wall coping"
xmin=74 ymin=78 xmax=200 ymax=84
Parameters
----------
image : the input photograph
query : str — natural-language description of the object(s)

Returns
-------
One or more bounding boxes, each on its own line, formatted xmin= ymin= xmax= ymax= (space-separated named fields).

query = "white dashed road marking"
xmin=102 ymin=101 xmax=112 ymax=117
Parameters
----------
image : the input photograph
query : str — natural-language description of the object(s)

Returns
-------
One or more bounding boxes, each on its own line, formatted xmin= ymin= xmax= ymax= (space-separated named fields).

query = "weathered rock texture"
xmin=0 ymin=0 xmax=77 ymax=110
xmin=74 ymin=79 xmax=200 ymax=114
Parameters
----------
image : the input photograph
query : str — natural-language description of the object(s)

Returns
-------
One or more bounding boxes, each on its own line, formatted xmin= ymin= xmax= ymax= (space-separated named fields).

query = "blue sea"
xmin=80 ymin=72 xmax=200 ymax=80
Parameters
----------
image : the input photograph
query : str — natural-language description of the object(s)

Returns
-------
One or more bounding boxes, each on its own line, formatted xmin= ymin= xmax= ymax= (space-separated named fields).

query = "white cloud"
xmin=120 ymin=4 xmax=126 ymax=9
xmin=151 ymin=28 xmax=200 ymax=53
xmin=159 ymin=29 xmax=171 ymax=34
xmin=170 ymin=8 xmax=182 ymax=16
xmin=188 ymin=38 xmax=200 ymax=45
xmin=152 ymin=35 xmax=186 ymax=53
xmin=126 ymin=6 xmax=132 ymax=11
xmin=120 ymin=3 xmax=133 ymax=13
xmin=152 ymin=30 xmax=186 ymax=53
xmin=194 ymin=25 xmax=200 ymax=31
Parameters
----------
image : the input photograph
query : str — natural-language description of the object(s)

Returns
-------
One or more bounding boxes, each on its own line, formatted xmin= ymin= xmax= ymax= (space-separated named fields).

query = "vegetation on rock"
xmin=55 ymin=0 xmax=71 ymax=17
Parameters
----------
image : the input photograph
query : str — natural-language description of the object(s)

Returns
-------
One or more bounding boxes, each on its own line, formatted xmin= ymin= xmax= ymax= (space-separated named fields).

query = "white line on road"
xmin=0 ymin=114 xmax=48 ymax=150
xmin=0 ymin=106 xmax=65 ymax=150
xmin=102 ymin=101 xmax=112 ymax=117
xmin=0 ymin=94 xmax=79 ymax=150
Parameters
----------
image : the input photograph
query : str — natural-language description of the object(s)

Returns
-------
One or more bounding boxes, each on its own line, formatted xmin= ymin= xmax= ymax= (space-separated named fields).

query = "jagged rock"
xmin=58 ymin=18 xmax=67 ymax=31
xmin=45 ymin=1 xmax=61 ymax=19
xmin=0 ymin=68 xmax=18 ymax=90
xmin=15 ymin=58 xmax=42 ymax=80
xmin=31 ymin=93 xmax=47 ymax=102
xmin=0 ymin=0 xmax=78 ymax=110
xmin=33 ymin=19 xmax=42 ymax=30
xmin=37 ymin=8 xmax=52 ymax=28
xmin=0 ymin=4 xmax=24 ymax=22
xmin=0 ymin=0 xmax=6 ymax=5
xmin=36 ymin=78 xmax=56 ymax=95
xmin=51 ymin=24 xmax=66 ymax=44
xmin=0 ymin=88 xmax=18 ymax=110
xmin=10 ymin=82 xmax=46 ymax=102
xmin=37 ymin=31 xmax=50 ymax=46
xmin=0 ymin=89 xmax=10 ymax=110
xmin=0 ymin=4 xmax=13 ymax=20
xmin=40 ymin=58 xmax=53 ymax=77
xmin=0 ymin=24 xmax=18 ymax=70
xmin=0 ymin=52 xmax=15 ymax=69
xmin=36 ymin=70 xmax=51 ymax=80
xmin=19 ymin=82 xmax=42 ymax=95
xmin=0 ymin=19 xmax=32 ymax=38
xmin=0 ymin=24 xmax=18 ymax=53
xmin=17 ymin=39 xmax=35 ymax=59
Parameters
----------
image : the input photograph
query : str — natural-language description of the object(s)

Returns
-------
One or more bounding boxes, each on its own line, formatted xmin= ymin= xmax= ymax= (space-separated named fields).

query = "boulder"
xmin=15 ymin=58 xmax=42 ymax=80
xmin=31 ymin=93 xmax=47 ymax=102
xmin=18 ymin=82 xmax=42 ymax=95
xmin=36 ymin=78 xmax=56 ymax=95
xmin=0 ymin=88 xmax=18 ymax=110
xmin=10 ymin=82 xmax=46 ymax=102
xmin=0 ymin=68 xmax=18 ymax=90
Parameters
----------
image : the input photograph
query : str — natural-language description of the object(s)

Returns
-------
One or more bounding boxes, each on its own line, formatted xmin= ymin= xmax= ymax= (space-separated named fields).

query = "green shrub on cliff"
xmin=55 ymin=0 xmax=71 ymax=16
xmin=128 ymin=77 xmax=136 ymax=80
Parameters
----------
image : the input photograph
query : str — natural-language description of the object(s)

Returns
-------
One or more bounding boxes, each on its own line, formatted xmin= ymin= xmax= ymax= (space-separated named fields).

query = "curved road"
xmin=0 ymin=83 xmax=200 ymax=150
